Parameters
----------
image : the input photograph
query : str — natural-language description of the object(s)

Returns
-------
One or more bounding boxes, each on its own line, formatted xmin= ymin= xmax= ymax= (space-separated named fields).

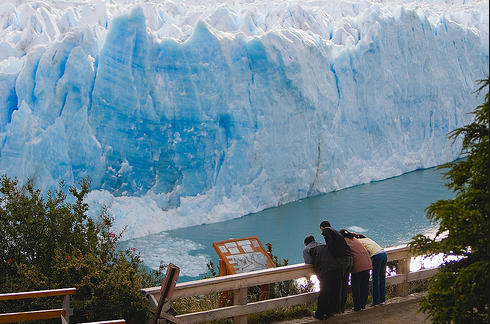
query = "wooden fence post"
xmin=396 ymin=257 xmax=410 ymax=297
xmin=219 ymin=259 xmax=233 ymax=307
xmin=233 ymin=287 xmax=248 ymax=324
xmin=62 ymin=294 xmax=72 ymax=323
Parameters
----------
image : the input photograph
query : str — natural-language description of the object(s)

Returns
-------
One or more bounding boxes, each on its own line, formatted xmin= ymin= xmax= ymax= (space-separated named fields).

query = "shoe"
xmin=371 ymin=303 xmax=379 ymax=307
xmin=352 ymin=307 xmax=362 ymax=311
xmin=312 ymin=311 xmax=324 ymax=320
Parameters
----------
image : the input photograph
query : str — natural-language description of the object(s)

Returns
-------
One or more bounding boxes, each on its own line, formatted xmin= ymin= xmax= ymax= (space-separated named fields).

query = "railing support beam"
xmin=233 ymin=288 xmax=248 ymax=324
xmin=396 ymin=257 xmax=410 ymax=297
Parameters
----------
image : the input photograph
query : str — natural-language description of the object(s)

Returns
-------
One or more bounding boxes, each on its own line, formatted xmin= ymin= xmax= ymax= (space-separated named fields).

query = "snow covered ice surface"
xmin=0 ymin=0 xmax=488 ymax=243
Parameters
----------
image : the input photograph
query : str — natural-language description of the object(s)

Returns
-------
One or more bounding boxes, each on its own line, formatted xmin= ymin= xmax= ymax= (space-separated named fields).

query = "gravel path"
xmin=273 ymin=292 xmax=431 ymax=324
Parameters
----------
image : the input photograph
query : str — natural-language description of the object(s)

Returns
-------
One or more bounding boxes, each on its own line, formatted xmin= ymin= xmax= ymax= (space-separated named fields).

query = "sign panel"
xmin=213 ymin=236 xmax=275 ymax=274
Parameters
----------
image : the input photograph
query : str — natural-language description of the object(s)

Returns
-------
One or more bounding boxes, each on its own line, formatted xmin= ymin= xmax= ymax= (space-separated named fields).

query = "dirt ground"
xmin=273 ymin=292 xmax=431 ymax=324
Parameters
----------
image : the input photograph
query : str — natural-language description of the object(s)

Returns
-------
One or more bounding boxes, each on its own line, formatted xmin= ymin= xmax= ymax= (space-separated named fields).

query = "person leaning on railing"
xmin=319 ymin=220 xmax=353 ymax=314
xmin=302 ymin=235 xmax=341 ymax=320
xmin=339 ymin=229 xmax=372 ymax=312
xmin=355 ymin=233 xmax=388 ymax=306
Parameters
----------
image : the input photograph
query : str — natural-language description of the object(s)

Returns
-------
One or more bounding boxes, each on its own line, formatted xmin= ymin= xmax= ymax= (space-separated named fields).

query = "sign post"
xmin=151 ymin=263 xmax=184 ymax=324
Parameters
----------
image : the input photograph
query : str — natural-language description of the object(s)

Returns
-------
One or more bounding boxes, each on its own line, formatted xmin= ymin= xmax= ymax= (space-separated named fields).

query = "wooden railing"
xmin=142 ymin=245 xmax=439 ymax=324
xmin=80 ymin=321 xmax=126 ymax=324
xmin=0 ymin=288 xmax=126 ymax=324
xmin=0 ymin=288 xmax=76 ymax=323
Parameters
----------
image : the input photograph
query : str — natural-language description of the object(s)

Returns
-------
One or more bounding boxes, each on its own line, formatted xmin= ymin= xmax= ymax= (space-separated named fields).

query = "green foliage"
xmin=201 ymin=259 xmax=219 ymax=279
xmin=418 ymin=259 xmax=489 ymax=324
xmin=0 ymin=176 xmax=164 ymax=323
xmin=409 ymin=78 xmax=489 ymax=324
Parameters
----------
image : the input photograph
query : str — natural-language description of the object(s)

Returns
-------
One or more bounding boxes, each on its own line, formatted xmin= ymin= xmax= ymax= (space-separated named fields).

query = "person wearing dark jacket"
xmin=303 ymin=235 xmax=341 ymax=320
xmin=319 ymin=220 xmax=353 ymax=313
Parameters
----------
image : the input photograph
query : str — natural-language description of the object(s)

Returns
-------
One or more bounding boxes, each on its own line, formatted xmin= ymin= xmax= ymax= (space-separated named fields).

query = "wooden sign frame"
xmin=212 ymin=236 xmax=275 ymax=274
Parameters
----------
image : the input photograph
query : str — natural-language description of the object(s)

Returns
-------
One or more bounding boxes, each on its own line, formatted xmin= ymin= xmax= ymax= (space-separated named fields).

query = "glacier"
xmin=0 ymin=0 xmax=488 ymax=240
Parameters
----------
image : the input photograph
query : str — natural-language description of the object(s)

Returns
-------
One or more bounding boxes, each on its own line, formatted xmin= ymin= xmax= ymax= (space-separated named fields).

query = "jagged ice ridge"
xmin=0 ymin=0 xmax=488 ymax=240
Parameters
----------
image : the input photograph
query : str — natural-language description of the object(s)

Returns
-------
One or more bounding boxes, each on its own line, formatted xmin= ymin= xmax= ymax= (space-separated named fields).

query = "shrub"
xmin=409 ymin=78 xmax=489 ymax=324
xmin=0 ymin=176 xmax=164 ymax=323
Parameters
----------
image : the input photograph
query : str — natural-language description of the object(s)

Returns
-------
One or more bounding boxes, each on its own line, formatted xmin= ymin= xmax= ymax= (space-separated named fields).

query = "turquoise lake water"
xmin=120 ymin=166 xmax=454 ymax=282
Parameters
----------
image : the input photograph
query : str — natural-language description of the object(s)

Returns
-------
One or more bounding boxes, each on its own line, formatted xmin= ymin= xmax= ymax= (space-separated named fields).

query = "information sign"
xmin=213 ymin=236 xmax=275 ymax=274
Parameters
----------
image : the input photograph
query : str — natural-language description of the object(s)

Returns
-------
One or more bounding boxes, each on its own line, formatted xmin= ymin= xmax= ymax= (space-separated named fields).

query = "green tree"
xmin=409 ymin=78 xmax=489 ymax=324
xmin=0 ymin=176 xmax=164 ymax=323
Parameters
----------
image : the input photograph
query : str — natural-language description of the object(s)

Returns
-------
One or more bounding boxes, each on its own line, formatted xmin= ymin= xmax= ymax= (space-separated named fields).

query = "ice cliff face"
xmin=0 ymin=0 xmax=488 ymax=238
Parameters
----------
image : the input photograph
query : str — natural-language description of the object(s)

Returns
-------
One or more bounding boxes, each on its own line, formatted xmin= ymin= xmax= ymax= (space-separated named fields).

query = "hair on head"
xmin=339 ymin=229 xmax=354 ymax=239
xmin=319 ymin=220 xmax=331 ymax=228
xmin=304 ymin=235 xmax=315 ymax=245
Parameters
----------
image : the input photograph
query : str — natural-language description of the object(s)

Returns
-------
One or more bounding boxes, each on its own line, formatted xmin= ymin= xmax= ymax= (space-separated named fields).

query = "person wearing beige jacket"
xmin=356 ymin=233 xmax=387 ymax=306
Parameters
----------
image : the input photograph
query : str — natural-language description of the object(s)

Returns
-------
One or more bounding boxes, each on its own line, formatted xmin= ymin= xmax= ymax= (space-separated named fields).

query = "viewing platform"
xmin=142 ymin=245 xmax=437 ymax=324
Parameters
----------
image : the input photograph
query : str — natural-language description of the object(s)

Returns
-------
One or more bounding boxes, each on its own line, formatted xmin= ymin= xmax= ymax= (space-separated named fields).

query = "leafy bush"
xmin=0 ymin=176 xmax=164 ymax=323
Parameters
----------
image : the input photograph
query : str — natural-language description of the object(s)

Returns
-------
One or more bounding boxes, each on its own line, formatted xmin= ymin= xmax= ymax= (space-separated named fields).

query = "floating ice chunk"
xmin=348 ymin=226 xmax=368 ymax=233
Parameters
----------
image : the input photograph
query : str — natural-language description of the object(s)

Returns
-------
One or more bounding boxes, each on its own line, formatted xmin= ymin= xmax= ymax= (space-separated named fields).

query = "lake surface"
xmin=120 ymin=166 xmax=454 ymax=282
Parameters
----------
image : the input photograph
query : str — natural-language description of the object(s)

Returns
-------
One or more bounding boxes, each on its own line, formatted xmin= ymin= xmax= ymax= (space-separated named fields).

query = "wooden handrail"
xmin=142 ymin=244 xmax=438 ymax=324
xmin=0 ymin=288 xmax=75 ymax=323
xmin=143 ymin=263 xmax=315 ymax=301
xmin=77 ymin=321 xmax=126 ymax=324
xmin=0 ymin=309 xmax=66 ymax=323
xmin=0 ymin=288 xmax=76 ymax=301
xmin=0 ymin=288 xmax=127 ymax=324
xmin=385 ymin=245 xmax=410 ymax=262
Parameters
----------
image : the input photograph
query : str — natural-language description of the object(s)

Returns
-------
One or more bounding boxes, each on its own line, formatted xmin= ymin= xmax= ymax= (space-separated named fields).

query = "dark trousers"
xmin=371 ymin=251 xmax=387 ymax=304
xmin=351 ymin=270 xmax=370 ymax=310
xmin=336 ymin=256 xmax=353 ymax=312
xmin=317 ymin=269 xmax=341 ymax=317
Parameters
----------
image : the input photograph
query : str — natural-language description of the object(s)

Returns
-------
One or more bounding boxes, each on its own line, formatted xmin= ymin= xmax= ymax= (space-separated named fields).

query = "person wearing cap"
xmin=355 ymin=233 xmax=387 ymax=306
xmin=303 ymin=235 xmax=341 ymax=320
xmin=319 ymin=220 xmax=353 ymax=313
xmin=339 ymin=229 xmax=372 ymax=311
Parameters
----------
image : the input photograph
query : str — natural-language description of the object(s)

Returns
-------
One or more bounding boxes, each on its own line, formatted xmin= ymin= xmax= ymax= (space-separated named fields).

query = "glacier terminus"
xmin=0 ymin=0 xmax=488 ymax=240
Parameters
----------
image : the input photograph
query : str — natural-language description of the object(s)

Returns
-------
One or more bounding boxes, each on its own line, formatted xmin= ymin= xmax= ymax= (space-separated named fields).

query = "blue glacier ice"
xmin=0 ymin=0 xmax=488 ymax=240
